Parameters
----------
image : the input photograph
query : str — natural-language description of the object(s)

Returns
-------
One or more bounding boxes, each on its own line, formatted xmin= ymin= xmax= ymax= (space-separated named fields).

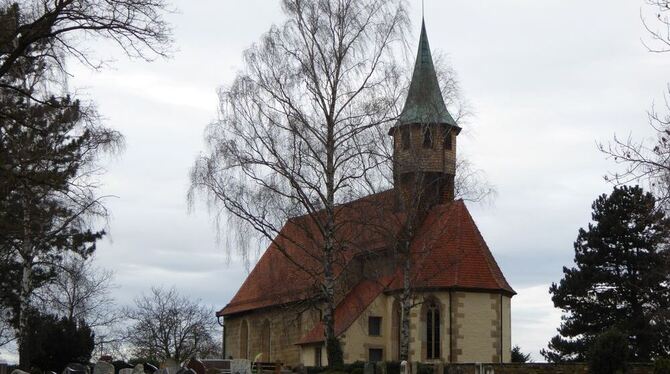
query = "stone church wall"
xmin=224 ymin=306 xmax=321 ymax=367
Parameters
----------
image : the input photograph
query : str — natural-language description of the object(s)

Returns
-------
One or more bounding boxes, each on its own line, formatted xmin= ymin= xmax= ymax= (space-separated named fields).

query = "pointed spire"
xmin=398 ymin=20 xmax=457 ymax=127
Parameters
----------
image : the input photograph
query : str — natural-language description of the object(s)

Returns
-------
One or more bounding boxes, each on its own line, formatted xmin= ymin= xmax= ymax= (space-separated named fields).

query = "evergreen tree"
xmin=22 ymin=309 xmax=94 ymax=373
xmin=511 ymin=345 xmax=531 ymax=363
xmin=542 ymin=186 xmax=670 ymax=362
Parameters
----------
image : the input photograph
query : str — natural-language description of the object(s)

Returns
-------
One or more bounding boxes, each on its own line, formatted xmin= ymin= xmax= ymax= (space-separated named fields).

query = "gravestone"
xmin=120 ymin=369 xmax=134 ymax=374
xmin=186 ymin=359 xmax=205 ymax=374
xmin=63 ymin=363 xmax=89 ymax=374
xmin=160 ymin=360 xmax=178 ymax=370
xmin=93 ymin=362 xmax=114 ymax=374
xmin=175 ymin=369 xmax=195 ymax=374
xmin=132 ymin=364 xmax=144 ymax=374
xmin=230 ymin=359 xmax=250 ymax=374
xmin=375 ymin=362 xmax=386 ymax=374
xmin=400 ymin=361 xmax=409 ymax=374
xmin=364 ymin=362 xmax=375 ymax=374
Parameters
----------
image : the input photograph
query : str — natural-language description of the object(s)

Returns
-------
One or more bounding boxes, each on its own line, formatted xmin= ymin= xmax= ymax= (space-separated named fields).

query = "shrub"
xmin=588 ymin=329 xmax=629 ymax=374
xmin=385 ymin=361 xmax=401 ymax=374
xmin=655 ymin=358 xmax=670 ymax=374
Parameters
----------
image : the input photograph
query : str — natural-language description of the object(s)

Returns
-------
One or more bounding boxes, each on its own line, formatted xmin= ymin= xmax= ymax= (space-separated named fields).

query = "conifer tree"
xmin=542 ymin=185 xmax=670 ymax=362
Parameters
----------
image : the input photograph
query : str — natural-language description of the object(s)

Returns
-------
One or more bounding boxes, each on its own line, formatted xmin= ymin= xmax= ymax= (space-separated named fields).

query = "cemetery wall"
xmin=442 ymin=362 xmax=654 ymax=374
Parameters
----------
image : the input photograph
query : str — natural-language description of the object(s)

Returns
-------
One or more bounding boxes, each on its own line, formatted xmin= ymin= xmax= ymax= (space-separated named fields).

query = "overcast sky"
xmin=2 ymin=0 xmax=667 ymax=363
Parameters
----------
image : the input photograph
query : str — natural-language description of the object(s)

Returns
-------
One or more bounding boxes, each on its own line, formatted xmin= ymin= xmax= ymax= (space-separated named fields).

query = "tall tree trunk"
xmin=323 ymin=118 xmax=343 ymax=367
xmin=18 ymin=208 xmax=33 ymax=370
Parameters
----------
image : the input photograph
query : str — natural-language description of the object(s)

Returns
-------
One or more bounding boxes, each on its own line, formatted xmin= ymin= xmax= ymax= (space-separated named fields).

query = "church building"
xmin=217 ymin=22 xmax=515 ymax=366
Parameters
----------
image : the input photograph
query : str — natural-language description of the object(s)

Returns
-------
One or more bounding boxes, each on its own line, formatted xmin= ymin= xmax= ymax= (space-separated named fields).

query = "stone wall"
xmin=224 ymin=306 xmax=321 ymax=367
xmin=442 ymin=363 xmax=654 ymax=374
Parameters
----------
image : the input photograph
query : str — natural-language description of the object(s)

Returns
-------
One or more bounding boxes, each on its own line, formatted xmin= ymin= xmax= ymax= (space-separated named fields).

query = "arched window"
xmin=240 ymin=320 xmax=249 ymax=359
xmin=261 ymin=319 xmax=271 ymax=360
xmin=426 ymin=301 xmax=440 ymax=359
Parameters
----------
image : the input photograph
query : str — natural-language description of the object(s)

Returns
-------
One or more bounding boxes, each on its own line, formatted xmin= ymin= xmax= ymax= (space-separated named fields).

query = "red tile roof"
xmin=218 ymin=191 xmax=514 ymax=317
xmin=296 ymin=278 xmax=390 ymax=345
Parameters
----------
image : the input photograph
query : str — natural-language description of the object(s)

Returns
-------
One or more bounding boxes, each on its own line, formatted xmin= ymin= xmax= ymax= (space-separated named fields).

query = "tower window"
xmin=423 ymin=126 xmax=433 ymax=148
xmin=444 ymin=130 xmax=453 ymax=150
xmin=426 ymin=301 xmax=441 ymax=359
xmin=369 ymin=316 xmax=382 ymax=336
xmin=401 ymin=127 xmax=410 ymax=149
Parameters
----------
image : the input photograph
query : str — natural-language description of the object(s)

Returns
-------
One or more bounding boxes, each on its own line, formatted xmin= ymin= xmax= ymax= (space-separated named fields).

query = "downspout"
xmin=449 ymin=290 xmax=453 ymax=363
xmin=217 ymin=315 xmax=226 ymax=357
xmin=500 ymin=294 xmax=503 ymax=363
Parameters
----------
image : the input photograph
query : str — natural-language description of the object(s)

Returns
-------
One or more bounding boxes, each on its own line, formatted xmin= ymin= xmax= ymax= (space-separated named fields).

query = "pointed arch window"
xmin=426 ymin=301 xmax=441 ymax=359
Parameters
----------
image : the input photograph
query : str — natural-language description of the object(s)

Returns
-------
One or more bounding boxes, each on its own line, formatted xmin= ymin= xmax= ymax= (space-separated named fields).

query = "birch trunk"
xmin=399 ymin=250 xmax=412 ymax=361
xmin=18 ymin=207 xmax=33 ymax=370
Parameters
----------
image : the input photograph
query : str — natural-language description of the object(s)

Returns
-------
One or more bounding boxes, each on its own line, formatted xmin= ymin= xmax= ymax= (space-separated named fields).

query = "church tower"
xmin=389 ymin=20 xmax=461 ymax=210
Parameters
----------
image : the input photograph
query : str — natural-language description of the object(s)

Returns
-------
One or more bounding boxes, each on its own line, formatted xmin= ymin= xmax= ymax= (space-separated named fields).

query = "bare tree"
xmin=600 ymin=1 xmax=670 ymax=208
xmin=0 ymin=0 xmax=172 ymax=82
xmin=190 ymin=0 xmax=410 ymax=366
xmin=126 ymin=287 xmax=218 ymax=363
xmin=33 ymin=254 xmax=125 ymax=355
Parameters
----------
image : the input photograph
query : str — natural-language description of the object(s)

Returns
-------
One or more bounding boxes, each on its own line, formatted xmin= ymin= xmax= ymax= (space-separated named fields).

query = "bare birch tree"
xmin=189 ymin=0 xmax=410 ymax=366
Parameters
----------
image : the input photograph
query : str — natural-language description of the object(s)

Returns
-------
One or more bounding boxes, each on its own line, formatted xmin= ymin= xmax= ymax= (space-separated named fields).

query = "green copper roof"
xmin=398 ymin=21 xmax=457 ymax=127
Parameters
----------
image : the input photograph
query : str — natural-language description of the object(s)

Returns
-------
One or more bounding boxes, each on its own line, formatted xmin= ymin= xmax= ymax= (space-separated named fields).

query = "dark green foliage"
xmin=655 ymin=358 xmax=670 ymax=374
xmin=22 ymin=310 xmax=94 ymax=373
xmin=416 ymin=363 xmax=433 ymax=374
xmin=306 ymin=366 xmax=327 ymax=374
xmin=542 ymin=186 xmax=670 ymax=362
xmin=350 ymin=369 xmax=364 ymax=374
xmin=385 ymin=361 xmax=401 ymax=374
xmin=511 ymin=345 xmax=531 ymax=363
xmin=588 ymin=329 xmax=629 ymax=374
xmin=326 ymin=337 xmax=344 ymax=368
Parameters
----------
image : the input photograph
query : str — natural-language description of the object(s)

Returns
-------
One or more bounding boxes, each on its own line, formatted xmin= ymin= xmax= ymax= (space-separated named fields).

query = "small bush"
xmin=655 ymin=358 xmax=670 ymax=374
xmin=306 ymin=367 xmax=328 ymax=374
xmin=416 ymin=363 xmax=433 ymax=374
xmin=385 ymin=361 xmax=401 ymax=374
xmin=588 ymin=329 xmax=629 ymax=374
